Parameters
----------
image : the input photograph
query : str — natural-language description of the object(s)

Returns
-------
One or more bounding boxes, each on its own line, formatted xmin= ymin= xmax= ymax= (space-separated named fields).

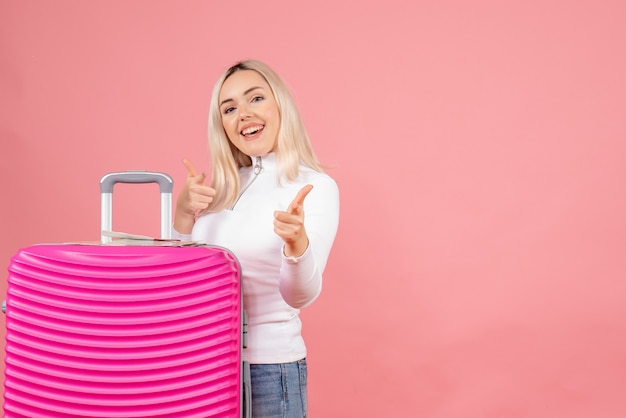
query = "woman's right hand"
xmin=173 ymin=159 xmax=216 ymax=234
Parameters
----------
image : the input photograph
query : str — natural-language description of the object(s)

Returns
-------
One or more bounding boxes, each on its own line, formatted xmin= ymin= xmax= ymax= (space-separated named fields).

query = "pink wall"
xmin=1 ymin=1 xmax=625 ymax=416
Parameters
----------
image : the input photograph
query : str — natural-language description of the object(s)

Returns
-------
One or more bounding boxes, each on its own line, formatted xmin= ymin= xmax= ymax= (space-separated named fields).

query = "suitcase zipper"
xmin=229 ymin=156 xmax=263 ymax=210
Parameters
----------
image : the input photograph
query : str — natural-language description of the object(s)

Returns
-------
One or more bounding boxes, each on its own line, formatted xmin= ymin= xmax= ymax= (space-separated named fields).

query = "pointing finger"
xmin=183 ymin=159 xmax=206 ymax=184
xmin=288 ymin=184 xmax=313 ymax=214
xmin=182 ymin=158 xmax=197 ymax=177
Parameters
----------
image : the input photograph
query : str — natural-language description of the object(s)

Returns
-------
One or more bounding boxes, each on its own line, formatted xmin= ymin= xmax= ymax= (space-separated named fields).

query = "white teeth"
xmin=242 ymin=125 xmax=263 ymax=135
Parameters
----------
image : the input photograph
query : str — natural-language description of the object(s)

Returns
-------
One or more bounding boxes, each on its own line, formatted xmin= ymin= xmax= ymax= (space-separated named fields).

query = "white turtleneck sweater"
xmin=173 ymin=153 xmax=339 ymax=364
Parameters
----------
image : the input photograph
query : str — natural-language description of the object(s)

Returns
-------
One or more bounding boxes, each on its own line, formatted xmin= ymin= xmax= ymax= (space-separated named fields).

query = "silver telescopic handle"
xmin=99 ymin=171 xmax=174 ymax=243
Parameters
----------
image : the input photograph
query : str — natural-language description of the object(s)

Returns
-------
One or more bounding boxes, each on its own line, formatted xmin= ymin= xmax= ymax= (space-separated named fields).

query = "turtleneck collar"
xmin=251 ymin=152 xmax=277 ymax=172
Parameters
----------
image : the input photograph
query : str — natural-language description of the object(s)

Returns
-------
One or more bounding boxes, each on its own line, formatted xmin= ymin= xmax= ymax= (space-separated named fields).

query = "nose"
xmin=239 ymin=103 xmax=251 ymax=120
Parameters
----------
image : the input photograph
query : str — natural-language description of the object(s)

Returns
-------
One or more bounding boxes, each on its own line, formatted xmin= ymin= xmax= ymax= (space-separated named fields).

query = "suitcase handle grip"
xmin=100 ymin=171 xmax=173 ymax=193
xmin=100 ymin=171 xmax=174 ymax=242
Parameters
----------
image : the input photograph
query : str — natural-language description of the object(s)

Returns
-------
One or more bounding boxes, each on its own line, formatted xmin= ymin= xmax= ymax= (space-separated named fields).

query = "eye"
xmin=251 ymin=95 xmax=264 ymax=103
xmin=223 ymin=106 xmax=235 ymax=115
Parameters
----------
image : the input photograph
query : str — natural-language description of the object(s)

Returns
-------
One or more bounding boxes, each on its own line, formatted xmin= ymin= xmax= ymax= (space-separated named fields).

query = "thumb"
xmin=196 ymin=172 xmax=206 ymax=184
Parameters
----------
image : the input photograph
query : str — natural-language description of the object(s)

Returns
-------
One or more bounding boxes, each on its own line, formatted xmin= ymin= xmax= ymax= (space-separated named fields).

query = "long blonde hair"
xmin=206 ymin=60 xmax=324 ymax=212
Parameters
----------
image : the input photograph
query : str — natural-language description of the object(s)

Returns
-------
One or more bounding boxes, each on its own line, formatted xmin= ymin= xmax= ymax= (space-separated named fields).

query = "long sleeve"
xmin=279 ymin=174 xmax=340 ymax=308
xmin=171 ymin=227 xmax=192 ymax=242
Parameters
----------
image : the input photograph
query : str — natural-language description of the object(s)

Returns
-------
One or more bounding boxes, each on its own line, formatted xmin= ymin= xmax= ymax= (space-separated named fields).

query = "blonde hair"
xmin=206 ymin=60 xmax=324 ymax=212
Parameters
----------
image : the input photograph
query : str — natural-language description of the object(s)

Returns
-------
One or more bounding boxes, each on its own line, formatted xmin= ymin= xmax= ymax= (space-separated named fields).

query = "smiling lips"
xmin=241 ymin=124 xmax=265 ymax=139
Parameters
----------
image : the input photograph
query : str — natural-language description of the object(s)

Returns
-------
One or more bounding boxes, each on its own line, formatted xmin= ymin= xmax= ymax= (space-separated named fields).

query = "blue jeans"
xmin=250 ymin=358 xmax=308 ymax=418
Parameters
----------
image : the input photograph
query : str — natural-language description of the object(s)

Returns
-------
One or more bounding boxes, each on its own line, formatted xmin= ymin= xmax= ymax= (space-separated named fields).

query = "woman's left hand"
xmin=274 ymin=184 xmax=313 ymax=257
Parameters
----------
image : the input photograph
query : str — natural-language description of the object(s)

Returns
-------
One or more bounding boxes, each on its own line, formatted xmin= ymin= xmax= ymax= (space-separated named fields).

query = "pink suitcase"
xmin=3 ymin=171 xmax=250 ymax=417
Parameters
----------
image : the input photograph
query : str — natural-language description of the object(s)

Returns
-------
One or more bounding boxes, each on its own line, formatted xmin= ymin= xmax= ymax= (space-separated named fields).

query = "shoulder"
xmin=296 ymin=167 xmax=339 ymax=203
xmin=295 ymin=168 xmax=339 ymax=201
xmin=299 ymin=166 xmax=338 ymax=189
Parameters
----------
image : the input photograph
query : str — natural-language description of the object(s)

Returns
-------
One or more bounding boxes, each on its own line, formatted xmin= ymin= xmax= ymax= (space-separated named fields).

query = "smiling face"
xmin=218 ymin=70 xmax=281 ymax=158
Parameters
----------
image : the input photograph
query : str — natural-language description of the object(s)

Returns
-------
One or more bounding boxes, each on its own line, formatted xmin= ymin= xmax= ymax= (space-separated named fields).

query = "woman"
xmin=173 ymin=60 xmax=340 ymax=417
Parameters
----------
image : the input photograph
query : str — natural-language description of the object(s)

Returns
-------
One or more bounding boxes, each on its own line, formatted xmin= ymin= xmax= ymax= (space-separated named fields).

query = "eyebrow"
xmin=219 ymin=86 xmax=264 ymax=107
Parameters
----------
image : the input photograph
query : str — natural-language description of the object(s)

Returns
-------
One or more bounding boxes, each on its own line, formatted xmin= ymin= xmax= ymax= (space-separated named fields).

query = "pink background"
xmin=1 ymin=1 xmax=625 ymax=417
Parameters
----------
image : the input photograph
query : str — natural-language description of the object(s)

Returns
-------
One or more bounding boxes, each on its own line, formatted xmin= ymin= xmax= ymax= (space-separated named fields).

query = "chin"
xmin=244 ymin=145 xmax=274 ymax=157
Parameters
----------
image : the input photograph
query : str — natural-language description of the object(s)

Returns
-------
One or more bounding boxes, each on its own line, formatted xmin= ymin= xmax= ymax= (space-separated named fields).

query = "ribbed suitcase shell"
xmin=3 ymin=244 xmax=242 ymax=417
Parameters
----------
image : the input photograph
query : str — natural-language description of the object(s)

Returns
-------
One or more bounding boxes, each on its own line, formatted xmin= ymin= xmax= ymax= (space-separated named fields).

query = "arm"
xmin=274 ymin=176 xmax=340 ymax=308
xmin=173 ymin=159 xmax=216 ymax=234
